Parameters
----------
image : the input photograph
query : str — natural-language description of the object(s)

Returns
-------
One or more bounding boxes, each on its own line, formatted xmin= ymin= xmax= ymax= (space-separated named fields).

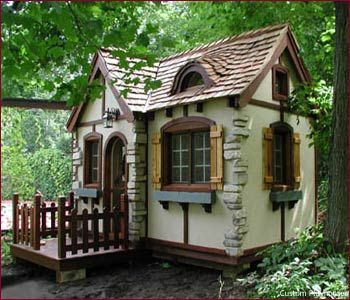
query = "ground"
xmin=2 ymin=259 xmax=248 ymax=299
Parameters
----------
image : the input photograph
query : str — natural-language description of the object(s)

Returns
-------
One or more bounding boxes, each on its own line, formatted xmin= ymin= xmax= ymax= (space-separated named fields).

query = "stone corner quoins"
xmin=127 ymin=121 xmax=147 ymax=243
xmin=223 ymin=114 xmax=250 ymax=257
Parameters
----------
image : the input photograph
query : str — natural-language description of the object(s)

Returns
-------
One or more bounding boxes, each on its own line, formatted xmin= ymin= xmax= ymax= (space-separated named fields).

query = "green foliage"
xmin=146 ymin=2 xmax=334 ymax=83
xmin=317 ymin=179 xmax=329 ymax=214
xmin=238 ymin=225 xmax=349 ymax=298
xmin=288 ymin=81 xmax=333 ymax=156
xmin=1 ymin=108 xmax=72 ymax=200
xmin=2 ymin=1 xmax=160 ymax=105
xmin=29 ymin=149 xmax=71 ymax=200
xmin=1 ymin=231 xmax=13 ymax=266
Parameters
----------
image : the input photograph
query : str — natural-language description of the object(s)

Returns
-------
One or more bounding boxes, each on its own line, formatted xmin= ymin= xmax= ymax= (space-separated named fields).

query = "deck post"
xmin=68 ymin=191 xmax=74 ymax=210
xmin=12 ymin=193 xmax=19 ymax=244
xmin=33 ymin=194 xmax=41 ymax=250
xmin=58 ymin=196 xmax=66 ymax=259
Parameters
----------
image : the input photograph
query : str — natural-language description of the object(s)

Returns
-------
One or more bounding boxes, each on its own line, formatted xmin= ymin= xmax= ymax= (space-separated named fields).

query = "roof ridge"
xmin=160 ymin=23 xmax=290 ymax=63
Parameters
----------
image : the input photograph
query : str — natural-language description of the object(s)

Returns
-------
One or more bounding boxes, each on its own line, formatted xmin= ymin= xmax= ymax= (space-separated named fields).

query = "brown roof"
xmin=67 ymin=24 xmax=311 ymax=131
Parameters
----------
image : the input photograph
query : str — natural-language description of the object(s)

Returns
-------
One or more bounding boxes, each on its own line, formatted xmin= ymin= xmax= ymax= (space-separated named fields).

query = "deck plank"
xmin=11 ymin=238 xmax=144 ymax=272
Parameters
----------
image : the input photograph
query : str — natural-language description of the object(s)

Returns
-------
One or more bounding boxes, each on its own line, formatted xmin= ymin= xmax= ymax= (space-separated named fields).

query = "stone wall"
xmin=222 ymin=112 xmax=250 ymax=256
xmin=127 ymin=119 xmax=147 ymax=244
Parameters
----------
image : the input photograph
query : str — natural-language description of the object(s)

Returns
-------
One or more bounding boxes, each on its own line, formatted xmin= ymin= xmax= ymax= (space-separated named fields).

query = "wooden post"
xmin=71 ymin=209 xmax=78 ymax=255
xmin=82 ymin=209 xmax=89 ymax=253
xmin=57 ymin=196 xmax=66 ymax=259
xmin=93 ymin=208 xmax=99 ymax=252
xmin=33 ymin=194 xmax=41 ymax=250
xmin=12 ymin=193 xmax=19 ymax=244
xmin=103 ymin=207 xmax=110 ymax=250
xmin=68 ymin=191 xmax=74 ymax=210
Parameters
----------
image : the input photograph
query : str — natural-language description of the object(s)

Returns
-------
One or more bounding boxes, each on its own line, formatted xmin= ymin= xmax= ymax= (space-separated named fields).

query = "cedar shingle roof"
xmin=100 ymin=23 xmax=309 ymax=112
xmin=67 ymin=24 xmax=311 ymax=131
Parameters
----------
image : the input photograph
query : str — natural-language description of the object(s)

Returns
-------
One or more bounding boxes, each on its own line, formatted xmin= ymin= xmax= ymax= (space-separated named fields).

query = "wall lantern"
xmin=103 ymin=108 xmax=120 ymax=128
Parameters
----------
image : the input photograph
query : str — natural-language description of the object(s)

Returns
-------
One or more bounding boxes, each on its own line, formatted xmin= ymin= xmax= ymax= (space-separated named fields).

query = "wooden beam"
xmin=2 ymin=98 xmax=70 ymax=110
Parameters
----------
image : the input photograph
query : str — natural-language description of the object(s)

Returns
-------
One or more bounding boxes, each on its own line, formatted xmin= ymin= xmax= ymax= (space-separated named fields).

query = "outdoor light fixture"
xmin=103 ymin=108 xmax=120 ymax=128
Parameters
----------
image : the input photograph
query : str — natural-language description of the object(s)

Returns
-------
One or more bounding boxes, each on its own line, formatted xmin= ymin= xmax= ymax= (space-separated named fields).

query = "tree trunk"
xmin=325 ymin=2 xmax=348 ymax=252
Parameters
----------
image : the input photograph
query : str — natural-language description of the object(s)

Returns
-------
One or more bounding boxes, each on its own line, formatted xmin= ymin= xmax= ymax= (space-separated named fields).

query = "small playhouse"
xmin=11 ymin=24 xmax=316 ymax=281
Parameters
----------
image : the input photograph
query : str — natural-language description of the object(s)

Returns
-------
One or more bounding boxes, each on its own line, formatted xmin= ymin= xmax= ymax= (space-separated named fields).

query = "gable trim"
xmin=238 ymin=26 xmax=311 ymax=108
xmin=66 ymin=52 xmax=134 ymax=132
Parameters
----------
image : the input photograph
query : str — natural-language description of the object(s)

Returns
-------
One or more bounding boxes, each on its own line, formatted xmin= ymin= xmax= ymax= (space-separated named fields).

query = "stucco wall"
xmin=147 ymin=97 xmax=315 ymax=252
xmin=239 ymin=104 xmax=315 ymax=250
xmin=147 ymin=100 xmax=234 ymax=249
xmin=73 ymin=81 xmax=147 ymax=242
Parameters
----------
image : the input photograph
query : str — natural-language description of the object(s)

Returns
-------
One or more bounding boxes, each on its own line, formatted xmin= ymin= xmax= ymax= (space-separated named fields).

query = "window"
xmin=263 ymin=123 xmax=297 ymax=190
xmin=180 ymin=72 xmax=204 ymax=91
xmin=171 ymin=62 xmax=214 ymax=95
xmin=84 ymin=132 xmax=102 ymax=188
xmin=171 ymin=132 xmax=210 ymax=184
xmin=272 ymin=65 xmax=289 ymax=101
xmin=160 ymin=116 xmax=216 ymax=192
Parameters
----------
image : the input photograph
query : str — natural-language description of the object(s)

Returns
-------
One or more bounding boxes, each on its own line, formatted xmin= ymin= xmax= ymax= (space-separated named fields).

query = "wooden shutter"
xmin=293 ymin=133 xmax=301 ymax=189
xmin=263 ymin=127 xmax=273 ymax=190
xmin=152 ymin=133 xmax=161 ymax=189
xmin=210 ymin=125 xmax=223 ymax=190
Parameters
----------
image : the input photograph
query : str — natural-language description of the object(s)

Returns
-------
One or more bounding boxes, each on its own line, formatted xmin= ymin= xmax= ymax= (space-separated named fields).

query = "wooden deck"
xmin=11 ymin=238 xmax=145 ymax=272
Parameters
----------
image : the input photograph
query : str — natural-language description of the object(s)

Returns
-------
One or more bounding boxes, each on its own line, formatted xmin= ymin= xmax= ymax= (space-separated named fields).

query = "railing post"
xmin=57 ymin=196 xmax=66 ymax=259
xmin=12 ymin=193 xmax=19 ymax=244
xmin=68 ymin=191 xmax=74 ymax=210
xmin=33 ymin=194 xmax=41 ymax=250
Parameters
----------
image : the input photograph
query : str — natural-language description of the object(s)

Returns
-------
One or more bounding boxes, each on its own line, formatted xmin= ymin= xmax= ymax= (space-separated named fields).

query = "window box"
xmin=269 ymin=190 xmax=302 ymax=203
xmin=153 ymin=191 xmax=216 ymax=207
xmin=74 ymin=188 xmax=102 ymax=198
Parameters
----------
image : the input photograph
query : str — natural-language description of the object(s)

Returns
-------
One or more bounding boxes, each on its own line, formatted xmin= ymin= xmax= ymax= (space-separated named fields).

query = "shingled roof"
xmin=67 ymin=24 xmax=311 ymax=131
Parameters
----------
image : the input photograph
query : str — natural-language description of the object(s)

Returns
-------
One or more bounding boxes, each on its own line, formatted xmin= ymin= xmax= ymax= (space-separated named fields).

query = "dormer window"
xmin=272 ymin=65 xmax=289 ymax=101
xmin=172 ymin=62 xmax=214 ymax=95
xmin=180 ymin=72 xmax=204 ymax=91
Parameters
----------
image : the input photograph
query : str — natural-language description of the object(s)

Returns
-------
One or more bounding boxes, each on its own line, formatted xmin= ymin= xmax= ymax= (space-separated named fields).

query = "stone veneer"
xmin=222 ymin=112 xmax=250 ymax=256
xmin=127 ymin=119 xmax=147 ymax=243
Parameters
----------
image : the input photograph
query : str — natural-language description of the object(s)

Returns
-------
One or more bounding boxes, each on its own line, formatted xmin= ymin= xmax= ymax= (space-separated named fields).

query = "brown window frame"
xmin=161 ymin=117 xmax=215 ymax=192
xmin=270 ymin=122 xmax=293 ymax=191
xmin=272 ymin=64 xmax=289 ymax=101
xmin=83 ymin=132 xmax=103 ymax=189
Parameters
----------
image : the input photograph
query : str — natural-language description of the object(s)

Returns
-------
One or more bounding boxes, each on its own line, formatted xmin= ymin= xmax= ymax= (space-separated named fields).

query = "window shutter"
xmin=210 ymin=125 xmax=223 ymax=190
xmin=152 ymin=133 xmax=161 ymax=189
xmin=263 ymin=127 xmax=273 ymax=189
xmin=293 ymin=133 xmax=301 ymax=189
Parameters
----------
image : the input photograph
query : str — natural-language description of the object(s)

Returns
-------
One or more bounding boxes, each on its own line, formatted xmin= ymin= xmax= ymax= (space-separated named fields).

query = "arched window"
xmin=171 ymin=62 xmax=214 ymax=95
xmin=180 ymin=72 xmax=204 ymax=91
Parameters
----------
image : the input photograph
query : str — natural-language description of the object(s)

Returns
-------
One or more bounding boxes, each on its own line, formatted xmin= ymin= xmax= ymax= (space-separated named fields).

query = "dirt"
xmin=1 ymin=259 xmax=248 ymax=299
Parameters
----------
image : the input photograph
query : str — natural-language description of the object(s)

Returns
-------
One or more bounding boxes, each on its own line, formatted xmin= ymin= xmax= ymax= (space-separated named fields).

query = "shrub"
xmin=238 ymin=225 xmax=348 ymax=299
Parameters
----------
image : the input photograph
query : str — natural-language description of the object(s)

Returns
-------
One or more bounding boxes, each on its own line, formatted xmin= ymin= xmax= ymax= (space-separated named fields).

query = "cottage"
xmin=11 ymin=24 xmax=316 ymax=281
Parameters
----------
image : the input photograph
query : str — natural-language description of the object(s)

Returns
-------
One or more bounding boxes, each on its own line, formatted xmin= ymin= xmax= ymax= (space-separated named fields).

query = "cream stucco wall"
xmin=147 ymin=100 xmax=315 ymax=252
xmin=147 ymin=100 xmax=234 ymax=248
xmin=74 ymin=82 xmax=135 ymax=223
xmin=239 ymin=104 xmax=315 ymax=250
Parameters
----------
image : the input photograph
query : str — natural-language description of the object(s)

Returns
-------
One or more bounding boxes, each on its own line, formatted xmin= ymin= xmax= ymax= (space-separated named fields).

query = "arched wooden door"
xmin=104 ymin=133 xmax=128 ymax=244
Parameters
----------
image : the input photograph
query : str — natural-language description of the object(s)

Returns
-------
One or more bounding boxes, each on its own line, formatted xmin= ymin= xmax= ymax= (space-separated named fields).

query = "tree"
xmin=325 ymin=2 xmax=348 ymax=252
xmin=2 ymin=1 xmax=160 ymax=105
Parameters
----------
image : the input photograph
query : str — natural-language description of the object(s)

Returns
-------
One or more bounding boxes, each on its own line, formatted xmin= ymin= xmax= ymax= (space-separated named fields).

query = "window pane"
xmin=195 ymin=150 xmax=203 ymax=165
xmin=182 ymin=150 xmax=189 ymax=166
xmin=204 ymin=166 xmax=210 ymax=182
xmin=172 ymin=135 xmax=181 ymax=150
xmin=181 ymin=134 xmax=189 ymax=149
xmin=181 ymin=167 xmax=189 ymax=182
xmin=172 ymin=167 xmax=180 ymax=182
xmin=194 ymin=167 xmax=203 ymax=182
xmin=172 ymin=152 xmax=180 ymax=166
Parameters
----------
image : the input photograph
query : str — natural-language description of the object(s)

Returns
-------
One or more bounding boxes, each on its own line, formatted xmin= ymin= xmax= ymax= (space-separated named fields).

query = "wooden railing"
xmin=12 ymin=192 xmax=128 ymax=258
